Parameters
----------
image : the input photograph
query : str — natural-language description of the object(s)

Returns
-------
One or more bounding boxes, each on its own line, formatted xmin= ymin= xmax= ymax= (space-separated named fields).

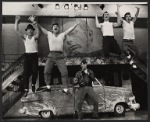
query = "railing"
xmin=2 ymin=54 xmax=25 ymax=114
xmin=129 ymin=60 xmax=147 ymax=83
xmin=2 ymin=54 xmax=22 ymax=63
xmin=1 ymin=54 xmax=22 ymax=72
xmin=2 ymin=54 xmax=24 ymax=83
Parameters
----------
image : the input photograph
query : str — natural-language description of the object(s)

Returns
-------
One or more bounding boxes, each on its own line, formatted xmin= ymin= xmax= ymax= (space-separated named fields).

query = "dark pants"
xmin=122 ymin=39 xmax=140 ymax=60
xmin=23 ymin=53 xmax=38 ymax=90
xmin=44 ymin=52 xmax=68 ymax=88
xmin=77 ymin=86 xmax=98 ymax=118
xmin=103 ymin=36 xmax=122 ymax=57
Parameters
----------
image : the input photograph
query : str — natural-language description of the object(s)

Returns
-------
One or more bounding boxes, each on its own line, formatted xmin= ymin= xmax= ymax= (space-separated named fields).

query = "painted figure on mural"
xmin=64 ymin=20 xmax=94 ymax=56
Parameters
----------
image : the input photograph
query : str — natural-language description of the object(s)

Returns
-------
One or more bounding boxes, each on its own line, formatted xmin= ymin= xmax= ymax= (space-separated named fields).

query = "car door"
xmin=92 ymin=80 xmax=105 ymax=112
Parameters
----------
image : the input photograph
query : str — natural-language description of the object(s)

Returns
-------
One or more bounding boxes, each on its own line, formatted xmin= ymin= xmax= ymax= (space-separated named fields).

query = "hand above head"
xmin=135 ymin=6 xmax=140 ymax=10
xmin=15 ymin=16 xmax=21 ymax=21
xmin=28 ymin=15 xmax=36 ymax=22
xmin=117 ymin=4 xmax=122 ymax=7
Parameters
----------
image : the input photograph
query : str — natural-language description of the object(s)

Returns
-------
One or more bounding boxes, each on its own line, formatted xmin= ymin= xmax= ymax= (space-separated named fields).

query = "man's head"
xmin=103 ymin=11 xmax=110 ymax=21
xmin=124 ymin=12 xmax=132 ymax=22
xmin=25 ymin=24 xmax=35 ymax=36
xmin=64 ymin=20 xmax=94 ymax=56
xmin=81 ymin=59 xmax=87 ymax=70
xmin=51 ymin=23 xmax=60 ymax=34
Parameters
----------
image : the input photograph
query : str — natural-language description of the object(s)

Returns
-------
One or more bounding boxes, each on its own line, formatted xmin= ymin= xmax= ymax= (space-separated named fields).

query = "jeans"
xmin=23 ymin=53 xmax=38 ymax=90
xmin=122 ymin=39 xmax=140 ymax=60
xmin=103 ymin=36 xmax=122 ymax=57
xmin=44 ymin=52 xmax=68 ymax=88
xmin=76 ymin=86 xmax=98 ymax=118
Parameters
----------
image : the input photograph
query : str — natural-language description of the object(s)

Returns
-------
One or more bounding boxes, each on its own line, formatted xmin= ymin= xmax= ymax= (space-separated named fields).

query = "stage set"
xmin=1 ymin=2 xmax=148 ymax=120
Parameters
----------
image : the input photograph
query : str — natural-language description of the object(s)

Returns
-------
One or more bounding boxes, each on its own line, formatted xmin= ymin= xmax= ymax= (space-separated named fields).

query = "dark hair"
xmin=51 ymin=23 xmax=59 ymax=30
xmin=81 ymin=59 xmax=87 ymax=65
xmin=102 ymin=11 xmax=109 ymax=19
xmin=124 ymin=12 xmax=131 ymax=19
xmin=25 ymin=24 xmax=35 ymax=31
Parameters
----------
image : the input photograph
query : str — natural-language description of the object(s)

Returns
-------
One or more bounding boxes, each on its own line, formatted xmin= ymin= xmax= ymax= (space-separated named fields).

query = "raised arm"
xmin=117 ymin=5 xmax=123 ymax=22
xmin=63 ymin=21 xmax=79 ymax=36
xmin=37 ymin=23 xmax=48 ymax=35
xmin=132 ymin=7 xmax=140 ymax=23
xmin=113 ymin=5 xmax=122 ymax=27
xmin=95 ymin=14 xmax=102 ymax=28
xmin=28 ymin=15 xmax=48 ymax=35
xmin=15 ymin=16 xmax=25 ymax=40
xmin=33 ymin=23 xmax=40 ymax=39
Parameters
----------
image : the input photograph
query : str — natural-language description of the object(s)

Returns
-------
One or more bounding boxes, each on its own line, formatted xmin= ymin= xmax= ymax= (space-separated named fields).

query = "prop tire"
xmin=114 ymin=104 xmax=125 ymax=116
xmin=39 ymin=110 xmax=53 ymax=119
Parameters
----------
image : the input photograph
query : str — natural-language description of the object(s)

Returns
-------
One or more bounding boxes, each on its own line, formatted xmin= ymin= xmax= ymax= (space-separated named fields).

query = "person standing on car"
xmin=74 ymin=59 xmax=99 ymax=119
xmin=28 ymin=15 xmax=79 ymax=93
xmin=15 ymin=16 xmax=40 ymax=97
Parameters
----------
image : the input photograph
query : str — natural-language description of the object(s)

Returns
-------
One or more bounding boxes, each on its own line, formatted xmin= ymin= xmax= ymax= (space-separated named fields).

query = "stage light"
xmin=38 ymin=4 xmax=44 ymax=9
xmin=74 ymin=4 xmax=79 ymax=10
xmin=32 ymin=4 xmax=44 ymax=10
xmin=32 ymin=4 xmax=39 ymax=10
xmin=64 ymin=4 xmax=69 ymax=9
xmin=84 ymin=4 xmax=88 ymax=10
xmin=100 ymin=4 xmax=105 ymax=10
xmin=55 ymin=4 xmax=60 ymax=9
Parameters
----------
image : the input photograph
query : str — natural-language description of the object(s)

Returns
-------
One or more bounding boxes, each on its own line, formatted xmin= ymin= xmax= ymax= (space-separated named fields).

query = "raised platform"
xmin=38 ymin=56 xmax=128 ymax=66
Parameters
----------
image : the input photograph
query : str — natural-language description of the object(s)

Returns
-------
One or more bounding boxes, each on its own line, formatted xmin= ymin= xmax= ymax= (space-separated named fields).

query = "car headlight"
xmin=128 ymin=96 xmax=140 ymax=111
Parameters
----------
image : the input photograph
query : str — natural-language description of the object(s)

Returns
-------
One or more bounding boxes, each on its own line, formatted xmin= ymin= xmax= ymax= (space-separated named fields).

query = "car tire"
xmin=114 ymin=104 xmax=125 ymax=116
xmin=39 ymin=111 xmax=53 ymax=119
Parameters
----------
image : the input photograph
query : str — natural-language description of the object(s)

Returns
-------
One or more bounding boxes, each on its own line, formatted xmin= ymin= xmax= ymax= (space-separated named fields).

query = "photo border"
xmin=0 ymin=0 xmax=149 ymax=122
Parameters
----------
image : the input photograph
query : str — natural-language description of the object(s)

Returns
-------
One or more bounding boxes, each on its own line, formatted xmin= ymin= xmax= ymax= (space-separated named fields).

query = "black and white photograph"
xmin=1 ymin=1 xmax=148 ymax=121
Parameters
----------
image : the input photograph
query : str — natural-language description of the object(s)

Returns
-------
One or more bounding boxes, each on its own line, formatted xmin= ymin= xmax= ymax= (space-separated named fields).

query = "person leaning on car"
xmin=73 ymin=59 xmax=99 ymax=120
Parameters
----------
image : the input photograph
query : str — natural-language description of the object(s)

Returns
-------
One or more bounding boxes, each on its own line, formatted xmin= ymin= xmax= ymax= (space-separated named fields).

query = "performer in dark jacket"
xmin=74 ymin=59 xmax=99 ymax=119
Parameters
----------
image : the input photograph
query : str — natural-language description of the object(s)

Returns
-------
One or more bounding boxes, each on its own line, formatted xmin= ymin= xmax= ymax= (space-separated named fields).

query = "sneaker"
xmin=36 ymin=85 xmax=51 ymax=92
xmin=129 ymin=60 xmax=137 ymax=69
xmin=62 ymin=88 xmax=72 ymax=96
xmin=32 ymin=84 xmax=35 ymax=93
xmin=129 ymin=60 xmax=134 ymax=65
xmin=63 ymin=88 xmax=68 ymax=93
xmin=132 ymin=63 xmax=137 ymax=69
xmin=47 ymin=85 xmax=51 ymax=89
xmin=127 ymin=54 xmax=131 ymax=59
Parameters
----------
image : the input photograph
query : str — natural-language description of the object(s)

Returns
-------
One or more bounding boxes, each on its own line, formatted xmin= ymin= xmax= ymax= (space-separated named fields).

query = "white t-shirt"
xmin=100 ymin=21 xmax=114 ymax=36
xmin=122 ymin=20 xmax=135 ymax=40
xmin=47 ymin=31 xmax=65 ymax=52
xmin=24 ymin=36 xmax=38 ymax=53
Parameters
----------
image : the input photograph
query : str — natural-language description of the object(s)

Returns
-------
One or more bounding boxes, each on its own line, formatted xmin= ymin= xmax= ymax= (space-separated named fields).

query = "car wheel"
xmin=114 ymin=104 xmax=125 ymax=116
xmin=40 ymin=111 xmax=52 ymax=119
